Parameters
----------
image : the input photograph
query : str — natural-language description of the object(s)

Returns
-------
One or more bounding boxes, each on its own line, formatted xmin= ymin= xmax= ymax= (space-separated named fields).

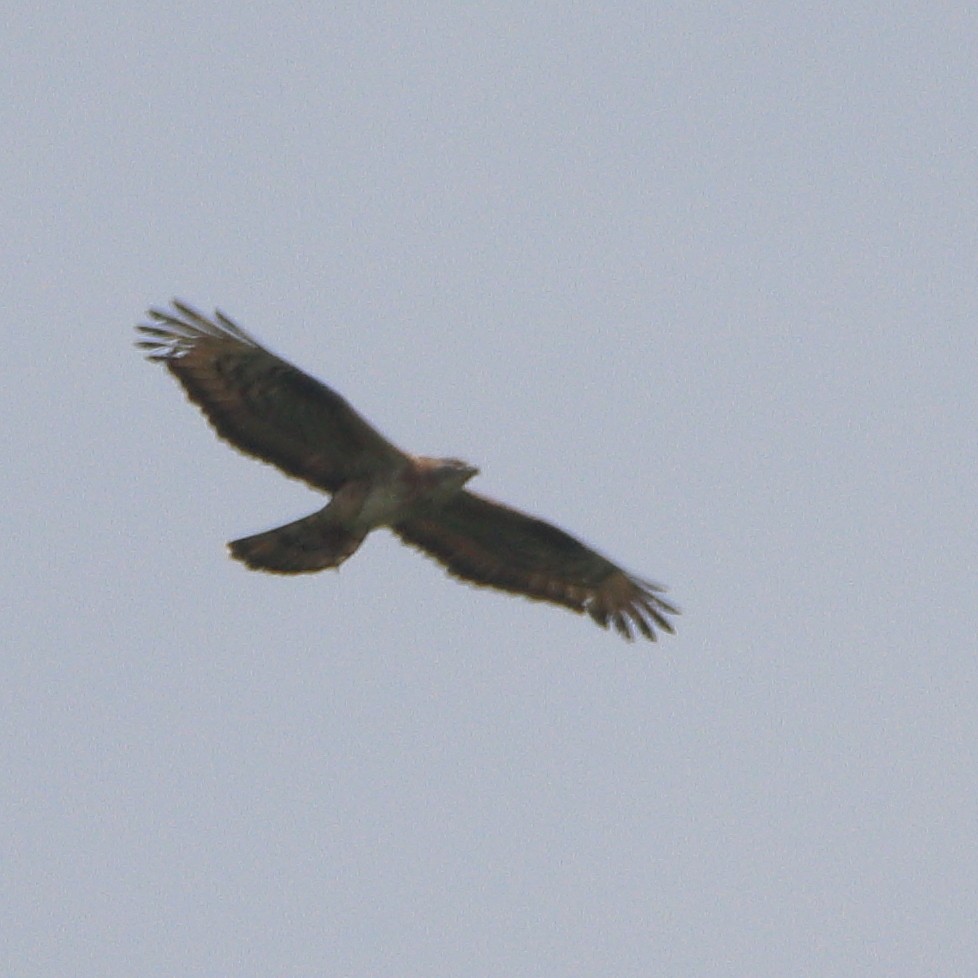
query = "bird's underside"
xmin=137 ymin=301 xmax=678 ymax=641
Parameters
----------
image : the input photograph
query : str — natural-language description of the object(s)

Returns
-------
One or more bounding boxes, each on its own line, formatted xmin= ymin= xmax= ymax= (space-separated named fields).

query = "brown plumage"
xmin=137 ymin=301 xmax=678 ymax=641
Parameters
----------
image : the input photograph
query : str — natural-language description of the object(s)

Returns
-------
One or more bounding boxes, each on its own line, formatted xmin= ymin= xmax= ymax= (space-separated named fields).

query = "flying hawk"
xmin=137 ymin=302 xmax=677 ymax=641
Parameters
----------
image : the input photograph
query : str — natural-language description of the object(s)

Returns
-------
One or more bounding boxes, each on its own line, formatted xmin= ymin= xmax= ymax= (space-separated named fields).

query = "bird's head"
xmin=414 ymin=456 xmax=479 ymax=502
xmin=435 ymin=457 xmax=480 ymax=489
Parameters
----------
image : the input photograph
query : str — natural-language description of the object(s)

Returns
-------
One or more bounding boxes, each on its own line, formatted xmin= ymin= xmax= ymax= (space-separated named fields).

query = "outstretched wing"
xmin=393 ymin=491 xmax=678 ymax=641
xmin=136 ymin=301 xmax=407 ymax=492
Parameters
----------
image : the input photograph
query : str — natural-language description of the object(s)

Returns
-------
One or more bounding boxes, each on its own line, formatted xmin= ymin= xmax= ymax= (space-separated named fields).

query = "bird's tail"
xmin=228 ymin=508 xmax=366 ymax=574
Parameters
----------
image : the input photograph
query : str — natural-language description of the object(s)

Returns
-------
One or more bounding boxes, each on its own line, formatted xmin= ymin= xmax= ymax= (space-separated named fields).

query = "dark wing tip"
xmin=635 ymin=578 xmax=680 ymax=640
xmin=135 ymin=299 xmax=261 ymax=361
xmin=585 ymin=575 xmax=679 ymax=643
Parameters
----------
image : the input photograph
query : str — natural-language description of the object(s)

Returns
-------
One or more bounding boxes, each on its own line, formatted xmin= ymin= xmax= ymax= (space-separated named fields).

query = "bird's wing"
xmin=136 ymin=301 xmax=408 ymax=492
xmin=393 ymin=490 xmax=678 ymax=641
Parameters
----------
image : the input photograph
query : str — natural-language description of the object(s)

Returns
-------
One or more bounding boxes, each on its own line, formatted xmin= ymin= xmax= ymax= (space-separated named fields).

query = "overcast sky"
xmin=3 ymin=3 xmax=976 ymax=976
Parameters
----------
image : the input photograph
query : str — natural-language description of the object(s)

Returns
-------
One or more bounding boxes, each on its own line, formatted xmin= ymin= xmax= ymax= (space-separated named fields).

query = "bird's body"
xmin=137 ymin=302 xmax=677 ymax=641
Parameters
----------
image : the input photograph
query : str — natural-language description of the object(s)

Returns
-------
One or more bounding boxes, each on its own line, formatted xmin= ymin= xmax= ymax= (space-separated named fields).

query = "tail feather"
xmin=229 ymin=509 xmax=365 ymax=574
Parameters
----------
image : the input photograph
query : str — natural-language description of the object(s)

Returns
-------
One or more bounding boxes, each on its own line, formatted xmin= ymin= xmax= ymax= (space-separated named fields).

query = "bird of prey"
xmin=136 ymin=302 xmax=677 ymax=640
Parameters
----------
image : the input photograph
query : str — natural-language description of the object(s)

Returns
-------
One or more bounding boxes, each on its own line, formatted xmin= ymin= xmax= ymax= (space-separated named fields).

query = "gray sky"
xmin=4 ymin=3 xmax=976 ymax=975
